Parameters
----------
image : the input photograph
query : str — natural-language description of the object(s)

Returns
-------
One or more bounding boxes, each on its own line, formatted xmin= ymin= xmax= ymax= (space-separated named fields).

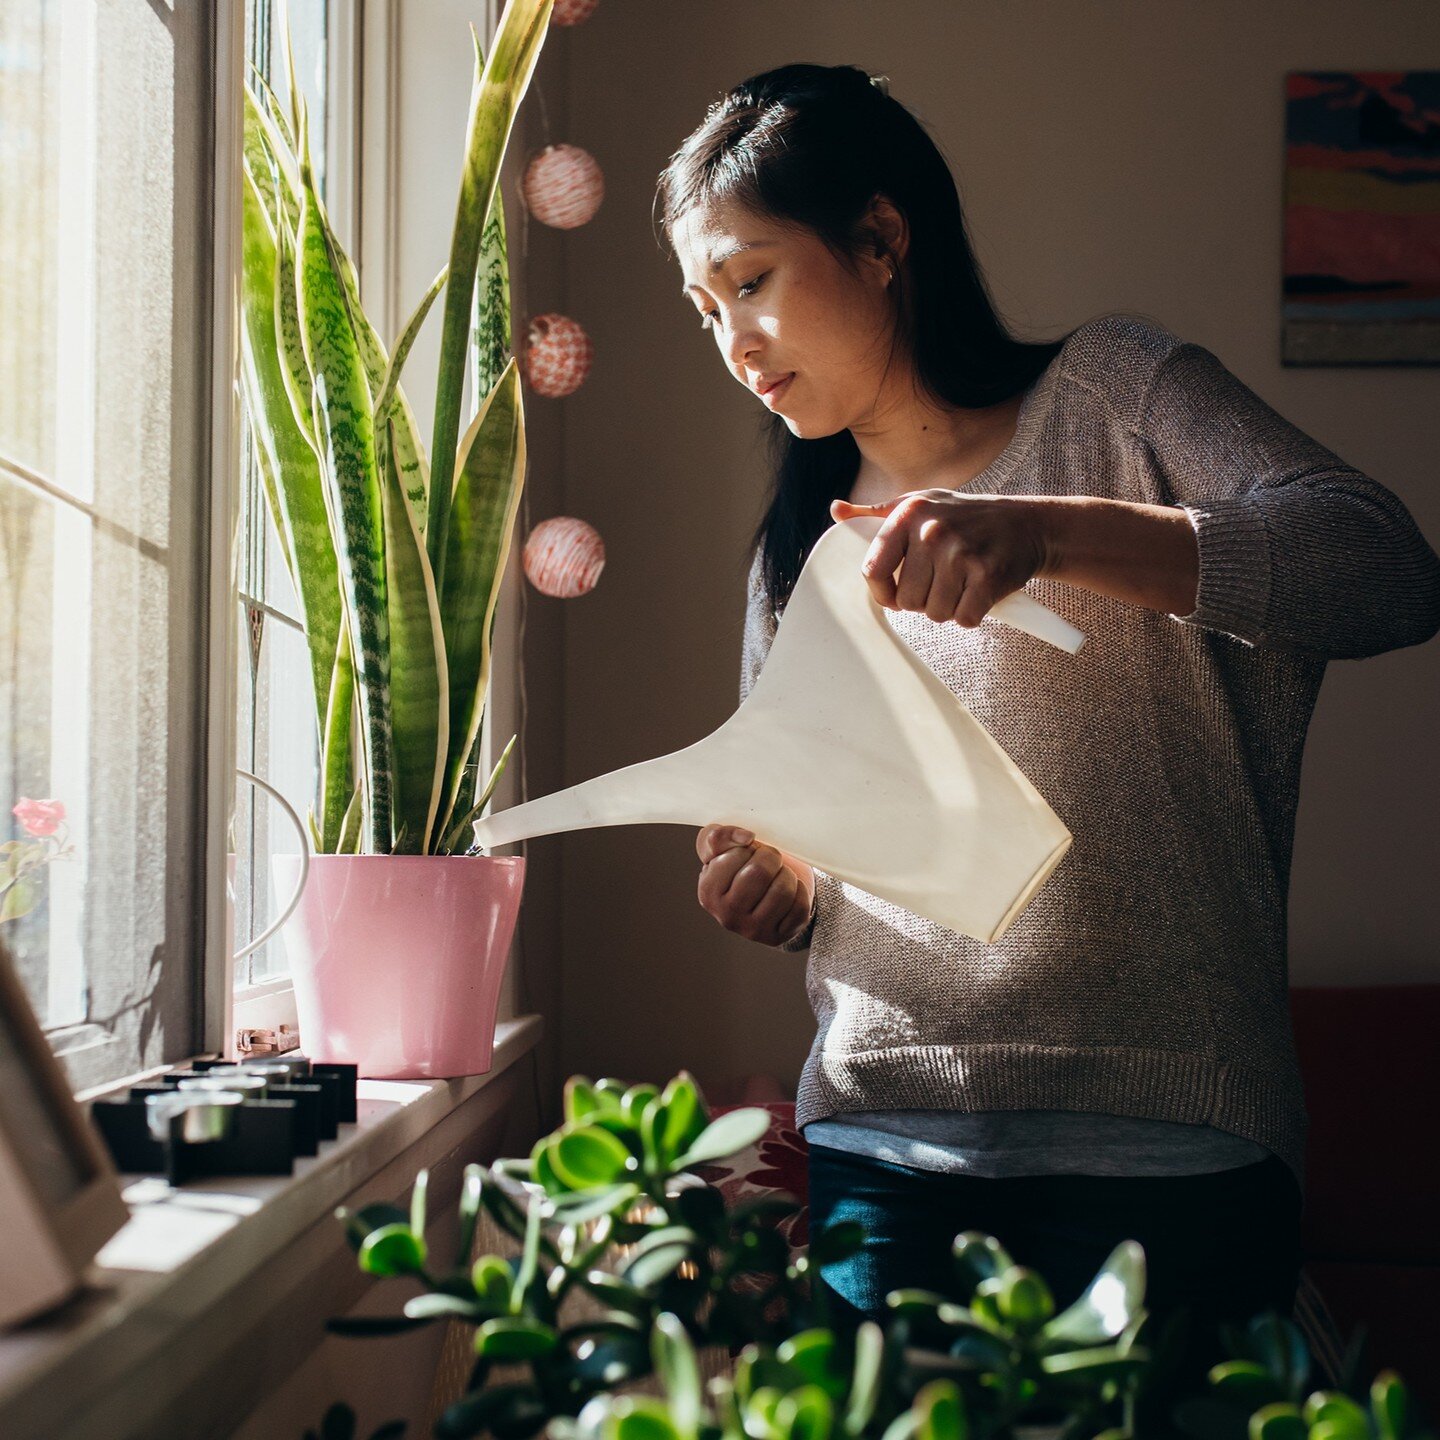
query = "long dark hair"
xmin=656 ymin=63 xmax=1070 ymax=616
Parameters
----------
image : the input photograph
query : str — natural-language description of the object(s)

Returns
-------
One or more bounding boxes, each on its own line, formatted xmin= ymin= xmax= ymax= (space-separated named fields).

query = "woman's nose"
xmin=724 ymin=321 xmax=762 ymax=371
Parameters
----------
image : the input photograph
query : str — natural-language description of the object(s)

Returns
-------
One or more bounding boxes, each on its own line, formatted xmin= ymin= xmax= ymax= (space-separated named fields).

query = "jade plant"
xmin=239 ymin=0 xmax=553 ymax=856
xmin=328 ymin=1072 xmax=1432 ymax=1440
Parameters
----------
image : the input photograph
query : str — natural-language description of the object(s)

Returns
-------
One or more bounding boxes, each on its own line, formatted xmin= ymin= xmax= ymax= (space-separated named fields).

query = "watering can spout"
xmin=473 ymin=519 xmax=1081 ymax=944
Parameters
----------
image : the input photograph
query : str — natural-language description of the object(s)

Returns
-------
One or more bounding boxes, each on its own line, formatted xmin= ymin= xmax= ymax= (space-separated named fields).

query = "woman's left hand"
xmin=830 ymin=492 xmax=1052 ymax=626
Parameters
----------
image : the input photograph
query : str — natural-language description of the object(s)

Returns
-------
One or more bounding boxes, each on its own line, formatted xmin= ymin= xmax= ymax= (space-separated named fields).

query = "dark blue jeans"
xmin=807 ymin=1142 xmax=1303 ymax=1406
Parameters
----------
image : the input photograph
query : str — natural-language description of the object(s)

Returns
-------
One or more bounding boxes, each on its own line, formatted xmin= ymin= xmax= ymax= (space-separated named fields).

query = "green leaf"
xmin=457 ymin=1163 xmax=483 ymax=1267
xmin=239 ymin=157 xmax=340 ymax=759
xmin=439 ymin=732 xmax=516 ymax=854
xmin=1371 ymin=1373 xmax=1408 ymax=1440
xmin=338 ymin=1201 xmax=408 ymax=1252
xmin=319 ymin=629 xmax=357 ymax=850
xmin=1303 ymin=1394 xmax=1369 ymax=1439
xmin=565 ymin=1076 xmax=601 ymax=1124
xmin=336 ymin=783 xmax=365 ymax=855
xmin=622 ymin=1083 xmax=661 ymax=1125
xmin=623 ymin=1239 xmax=694 ymax=1291
xmin=427 ymin=1 xmax=553 ymax=582
xmin=1041 ymin=1239 xmax=1146 ymax=1345
xmin=663 ymin=1074 xmax=709 ymax=1151
xmin=913 ymin=1381 xmax=965 ymax=1440
xmin=777 ymin=1386 xmax=834 ymax=1440
xmin=436 ymin=359 xmax=526 ymax=841
xmin=404 ymin=1293 xmax=484 ymax=1321
xmin=437 ymin=1383 xmax=545 ymax=1440
xmin=1248 ymin=1404 xmax=1307 ymax=1440
xmin=374 ymin=266 xmax=446 ymax=531
xmin=776 ymin=1331 xmax=843 ymax=1401
xmin=600 ymin=1398 xmax=683 ymax=1440
xmin=1208 ymin=1360 xmax=1284 ymax=1409
xmin=512 ymin=1189 xmax=543 ymax=1310
xmin=1040 ymin=1345 xmax=1148 ymax=1380
xmin=295 ymin=145 xmax=392 ymax=850
xmin=532 ymin=1136 xmax=569 ymax=1195
xmin=471 ymin=185 xmax=511 ymax=411
xmin=1 ymin=877 xmax=38 ymax=923
xmin=474 ymin=1315 xmax=558 ymax=1360
xmin=675 ymin=1107 xmax=771 ymax=1168
xmin=844 ymin=1322 xmax=885 ymax=1435
xmin=547 ymin=1182 xmax=641 ymax=1226
xmin=380 ymin=416 xmax=449 ymax=853
xmin=551 ymin=1122 xmax=635 ymax=1189
xmin=652 ymin=1312 xmax=702 ymax=1439
xmin=580 ymin=1269 xmax=651 ymax=1318
xmin=949 ymin=1233 xmax=1013 ymax=1293
xmin=996 ymin=1267 xmax=1053 ymax=1330
xmin=808 ymin=1221 xmax=866 ymax=1268
xmin=408 ymin=1167 xmax=429 ymax=1239
xmin=471 ymin=1253 xmax=513 ymax=1308
xmin=357 ymin=1223 xmax=426 ymax=1277
xmin=885 ymin=1289 xmax=948 ymax=1318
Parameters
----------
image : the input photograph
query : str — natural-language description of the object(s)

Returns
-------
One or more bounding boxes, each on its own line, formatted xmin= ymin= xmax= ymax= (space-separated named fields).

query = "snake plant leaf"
xmin=471 ymin=188 xmax=511 ymax=412
xmin=242 ymin=89 xmax=287 ymax=238
xmin=375 ymin=266 xmax=448 ymax=529
xmin=240 ymin=164 xmax=340 ymax=743
xmin=427 ymin=0 xmax=553 ymax=582
xmin=295 ymin=149 xmax=393 ymax=850
xmin=336 ymin=784 xmax=364 ymax=855
xmin=437 ymin=358 xmax=525 ymax=834
xmin=250 ymin=66 xmax=297 ymax=153
xmin=439 ymin=732 xmax=516 ymax=855
xmin=380 ymin=417 xmax=449 ymax=853
xmin=319 ymin=624 xmax=355 ymax=850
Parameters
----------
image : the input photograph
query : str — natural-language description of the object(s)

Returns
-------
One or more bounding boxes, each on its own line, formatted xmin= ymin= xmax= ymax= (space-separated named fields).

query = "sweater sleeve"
xmin=1134 ymin=340 xmax=1440 ymax=659
xmin=740 ymin=549 xmax=816 ymax=953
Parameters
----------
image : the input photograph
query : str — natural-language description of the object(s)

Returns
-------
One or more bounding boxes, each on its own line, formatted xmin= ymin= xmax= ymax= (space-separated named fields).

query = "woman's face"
xmin=672 ymin=196 xmax=899 ymax=438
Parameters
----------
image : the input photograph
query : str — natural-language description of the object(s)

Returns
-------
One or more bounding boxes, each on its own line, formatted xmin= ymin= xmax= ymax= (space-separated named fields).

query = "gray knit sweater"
xmin=739 ymin=313 xmax=1440 ymax=1195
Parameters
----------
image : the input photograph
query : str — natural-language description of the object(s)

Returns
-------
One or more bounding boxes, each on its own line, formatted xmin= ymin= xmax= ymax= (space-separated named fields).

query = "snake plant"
xmin=239 ymin=0 xmax=552 ymax=854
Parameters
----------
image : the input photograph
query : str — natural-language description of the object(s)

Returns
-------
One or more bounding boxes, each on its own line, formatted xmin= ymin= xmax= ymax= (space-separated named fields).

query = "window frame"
xmin=1 ymin=0 xmax=218 ymax=1090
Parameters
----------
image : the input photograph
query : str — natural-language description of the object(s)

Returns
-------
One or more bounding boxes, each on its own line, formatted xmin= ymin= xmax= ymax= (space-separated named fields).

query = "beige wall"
xmin=522 ymin=1 xmax=1440 ymax=1114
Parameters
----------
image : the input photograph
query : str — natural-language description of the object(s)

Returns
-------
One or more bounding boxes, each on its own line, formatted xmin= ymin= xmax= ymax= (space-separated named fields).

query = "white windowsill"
xmin=0 ymin=1012 xmax=543 ymax=1440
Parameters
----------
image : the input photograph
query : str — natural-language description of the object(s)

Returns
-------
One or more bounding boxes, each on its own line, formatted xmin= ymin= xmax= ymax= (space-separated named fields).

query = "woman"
xmin=657 ymin=62 xmax=1440 ymax=1390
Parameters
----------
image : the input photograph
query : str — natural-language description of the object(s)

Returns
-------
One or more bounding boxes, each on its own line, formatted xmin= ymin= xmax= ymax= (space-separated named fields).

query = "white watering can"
xmin=473 ymin=517 xmax=1083 ymax=944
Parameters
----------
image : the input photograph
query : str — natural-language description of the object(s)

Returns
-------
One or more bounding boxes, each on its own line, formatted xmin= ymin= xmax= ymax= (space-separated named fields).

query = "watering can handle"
xmin=989 ymin=590 xmax=1085 ymax=655
xmin=232 ymin=769 xmax=310 ymax=962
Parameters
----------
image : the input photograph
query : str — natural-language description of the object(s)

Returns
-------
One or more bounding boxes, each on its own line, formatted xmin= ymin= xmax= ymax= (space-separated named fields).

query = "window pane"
xmin=0 ymin=0 xmax=210 ymax=1088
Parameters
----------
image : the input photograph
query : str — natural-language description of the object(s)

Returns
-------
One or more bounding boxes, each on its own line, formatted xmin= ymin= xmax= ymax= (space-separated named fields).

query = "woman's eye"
xmin=699 ymin=275 xmax=766 ymax=332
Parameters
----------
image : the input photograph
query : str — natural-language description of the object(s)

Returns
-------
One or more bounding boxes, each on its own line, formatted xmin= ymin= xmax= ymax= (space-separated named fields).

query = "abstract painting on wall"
xmin=1283 ymin=72 xmax=1440 ymax=365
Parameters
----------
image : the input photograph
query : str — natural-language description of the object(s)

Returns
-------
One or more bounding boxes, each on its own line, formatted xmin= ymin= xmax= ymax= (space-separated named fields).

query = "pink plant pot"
xmin=271 ymin=854 xmax=525 ymax=1079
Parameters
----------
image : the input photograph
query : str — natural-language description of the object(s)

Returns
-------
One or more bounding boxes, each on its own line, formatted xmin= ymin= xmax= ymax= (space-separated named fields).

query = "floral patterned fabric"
xmin=691 ymin=1101 xmax=809 ymax=1248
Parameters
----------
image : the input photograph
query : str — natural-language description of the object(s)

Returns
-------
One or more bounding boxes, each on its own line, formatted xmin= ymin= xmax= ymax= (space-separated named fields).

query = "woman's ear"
xmin=864 ymin=194 xmax=910 ymax=279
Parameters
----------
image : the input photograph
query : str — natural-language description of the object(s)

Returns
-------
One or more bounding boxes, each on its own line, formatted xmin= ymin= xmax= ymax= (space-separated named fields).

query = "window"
xmin=0 ymin=0 xmax=214 ymax=1088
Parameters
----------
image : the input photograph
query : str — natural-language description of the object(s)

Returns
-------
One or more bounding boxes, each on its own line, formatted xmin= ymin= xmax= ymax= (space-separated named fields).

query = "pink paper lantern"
xmin=523 ymin=144 xmax=604 ymax=230
xmin=523 ymin=313 xmax=593 ymax=398
xmin=523 ymin=517 xmax=606 ymax=599
xmin=550 ymin=0 xmax=598 ymax=25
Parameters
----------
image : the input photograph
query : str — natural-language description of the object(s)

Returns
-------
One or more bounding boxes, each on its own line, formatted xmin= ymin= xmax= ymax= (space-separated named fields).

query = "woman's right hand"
xmin=696 ymin=824 xmax=815 ymax=947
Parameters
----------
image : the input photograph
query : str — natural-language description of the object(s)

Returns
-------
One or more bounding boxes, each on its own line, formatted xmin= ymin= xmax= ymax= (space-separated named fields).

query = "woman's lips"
xmin=758 ymin=373 xmax=795 ymax=406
